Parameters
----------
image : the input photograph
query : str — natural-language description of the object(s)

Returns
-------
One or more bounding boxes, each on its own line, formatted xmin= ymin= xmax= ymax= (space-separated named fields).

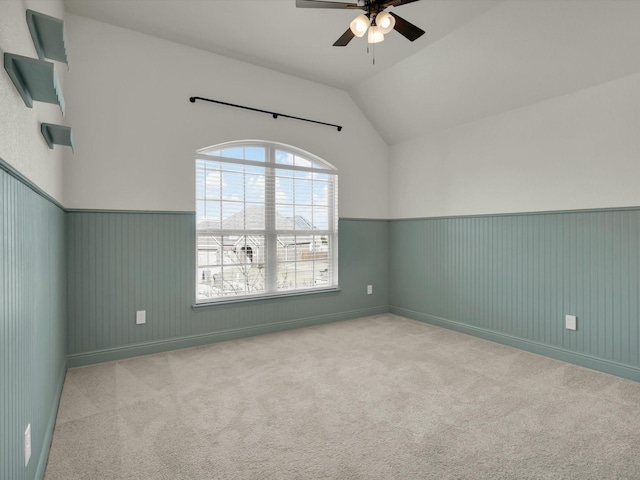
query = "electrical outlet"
xmin=367 ymin=285 xmax=373 ymax=295
xmin=136 ymin=310 xmax=146 ymax=325
xmin=24 ymin=424 xmax=31 ymax=467
xmin=565 ymin=314 xmax=577 ymax=331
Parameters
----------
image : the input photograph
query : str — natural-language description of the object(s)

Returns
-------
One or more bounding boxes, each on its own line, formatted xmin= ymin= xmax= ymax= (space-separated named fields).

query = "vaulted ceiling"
xmin=64 ymin=0 xmax=640 ymax=145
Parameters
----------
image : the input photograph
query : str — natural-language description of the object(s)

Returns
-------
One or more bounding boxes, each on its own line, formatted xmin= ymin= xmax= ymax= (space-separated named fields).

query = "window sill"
xmin=192 ymin=287 xmax=342 ymax=309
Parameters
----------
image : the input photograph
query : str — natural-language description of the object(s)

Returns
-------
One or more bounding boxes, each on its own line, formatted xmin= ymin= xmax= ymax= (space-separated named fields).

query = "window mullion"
xmin=329 ymin=177 xmax=338 ymax=286
xmin=265 ymin=146 xmax=277 ymax=293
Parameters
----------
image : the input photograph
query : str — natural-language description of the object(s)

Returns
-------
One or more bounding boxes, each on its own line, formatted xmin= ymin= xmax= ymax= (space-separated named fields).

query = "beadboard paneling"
xmin=66 ymin=214 xmax=389 ymax=362
xmin=389 ymin=210 xmax=640 ymax=379
xmin=0 ymin=165 xmax=67 ymax=480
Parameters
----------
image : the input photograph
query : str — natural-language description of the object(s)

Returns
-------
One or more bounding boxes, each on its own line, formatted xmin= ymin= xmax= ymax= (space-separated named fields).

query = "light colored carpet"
xmin=45 ymin=314 xmax=640 ymax=479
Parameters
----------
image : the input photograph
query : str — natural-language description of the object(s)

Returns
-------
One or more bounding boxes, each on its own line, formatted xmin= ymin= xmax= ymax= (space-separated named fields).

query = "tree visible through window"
xmin=196 ymin=141 xmax=338 ymax=302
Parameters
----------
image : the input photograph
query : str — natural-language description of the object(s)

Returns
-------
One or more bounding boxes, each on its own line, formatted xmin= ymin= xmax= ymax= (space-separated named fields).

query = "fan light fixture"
xmin=349 ymin=10 xmax=395 ymax=44
xmin=376 ymin=11 xmax=396 ymax=34
xmin=349 ymin=14 xmax=369 ymax=38
xmin=367 ymin=25 xmax=384 ymax=44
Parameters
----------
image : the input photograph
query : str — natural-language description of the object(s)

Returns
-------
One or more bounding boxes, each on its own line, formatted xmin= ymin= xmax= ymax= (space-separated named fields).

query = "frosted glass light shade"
xmin=376 ymin=11 xmax=395 ymax=34
xmin=349 ymin=14 xmax=369 ymax=37
xmin=368 ymin=25 xmax=384 ymax=44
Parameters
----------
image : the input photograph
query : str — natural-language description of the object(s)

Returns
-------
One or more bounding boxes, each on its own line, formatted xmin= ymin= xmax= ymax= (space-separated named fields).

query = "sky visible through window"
xmin=196 ymin=147 xmax=330 ymax=230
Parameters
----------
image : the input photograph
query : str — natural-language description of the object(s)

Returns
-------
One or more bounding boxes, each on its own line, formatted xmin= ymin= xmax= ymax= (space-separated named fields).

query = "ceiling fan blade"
xmin=296 ymin=0 xmax=360 ymax=9
xmin=389 ymin=12 xmax=425 ymax=41
xmin=333 ymin=28 xmax=356 ymax=46
xmin=383 ymin=0 xmax=421 ymax=7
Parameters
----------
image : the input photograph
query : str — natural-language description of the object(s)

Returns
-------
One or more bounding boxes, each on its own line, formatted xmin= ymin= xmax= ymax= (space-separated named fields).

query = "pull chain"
xmin=366 ymin=42 xmax=376 ymax=65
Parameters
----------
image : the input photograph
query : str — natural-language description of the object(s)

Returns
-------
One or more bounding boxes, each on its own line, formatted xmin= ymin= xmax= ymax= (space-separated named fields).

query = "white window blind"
xmin=196 ymin=141 xmax=338 ymax=303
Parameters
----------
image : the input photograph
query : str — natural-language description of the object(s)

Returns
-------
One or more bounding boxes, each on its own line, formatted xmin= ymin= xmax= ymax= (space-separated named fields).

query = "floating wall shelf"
xmin=4 ymin=53 xmax=65 ymax=114
xmin=41 ymin=123 xmax=74 ymax=151
xmin=26 ymin=9 xmax=69 ymax=67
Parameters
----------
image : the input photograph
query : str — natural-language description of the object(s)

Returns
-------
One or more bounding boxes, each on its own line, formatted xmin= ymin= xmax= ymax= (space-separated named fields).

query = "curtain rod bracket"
xmin=189 ymin=96 xmax=342 ymax=132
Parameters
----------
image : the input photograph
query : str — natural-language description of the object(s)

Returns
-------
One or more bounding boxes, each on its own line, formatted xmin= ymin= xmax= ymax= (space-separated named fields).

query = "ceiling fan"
xmin=296 ymin=0 xmax=425 ymax=46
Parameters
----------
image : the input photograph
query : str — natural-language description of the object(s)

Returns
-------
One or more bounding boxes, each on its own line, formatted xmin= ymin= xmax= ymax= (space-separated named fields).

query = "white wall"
xmin=390 ymin=72 xmax=640 ymax=218
xmin=62 ymin=15 xmax=389 ymax=218
xmin=351 ymin=0 xmax=640 ymax=146
xmin=0 ymin=0 xmax=67 ymax=202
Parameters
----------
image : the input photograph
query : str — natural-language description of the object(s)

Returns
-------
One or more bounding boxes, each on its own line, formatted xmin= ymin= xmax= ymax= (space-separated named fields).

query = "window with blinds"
xmin=195 ymin=141 xmax=338 ymax=303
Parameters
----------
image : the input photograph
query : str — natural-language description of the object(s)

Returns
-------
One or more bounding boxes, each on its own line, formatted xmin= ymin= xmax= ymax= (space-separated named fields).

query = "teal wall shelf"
xmin=41 ymin=123 xmax=74 ymax=151
xmin=4 ymin=53 xmax=65 ymax=114
xmin=26 ymin=9 xmax=69 ymax=67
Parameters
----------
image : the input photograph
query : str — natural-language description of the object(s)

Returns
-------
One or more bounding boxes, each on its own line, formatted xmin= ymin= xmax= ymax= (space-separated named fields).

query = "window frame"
xmin=195 ymin=140 xmax=339 ymax=304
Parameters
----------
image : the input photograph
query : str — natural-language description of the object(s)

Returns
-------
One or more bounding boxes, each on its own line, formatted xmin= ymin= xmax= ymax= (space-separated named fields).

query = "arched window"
xmin=195 ymin=140 xmax=338 ymax=302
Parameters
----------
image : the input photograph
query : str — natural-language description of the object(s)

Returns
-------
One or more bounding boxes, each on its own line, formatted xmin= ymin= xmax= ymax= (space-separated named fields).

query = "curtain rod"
xmin=189 ymin=96 xmax=342 ymax=132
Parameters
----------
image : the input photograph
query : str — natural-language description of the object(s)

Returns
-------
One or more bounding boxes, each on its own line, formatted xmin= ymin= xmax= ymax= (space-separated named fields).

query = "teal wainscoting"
xmin=390 ymin=210 xmax=640 ymax=381
xmin=66 ymin=214 xmax=389 ymax=366
xmin=1 ymin=163 xmax=67 ymax=480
